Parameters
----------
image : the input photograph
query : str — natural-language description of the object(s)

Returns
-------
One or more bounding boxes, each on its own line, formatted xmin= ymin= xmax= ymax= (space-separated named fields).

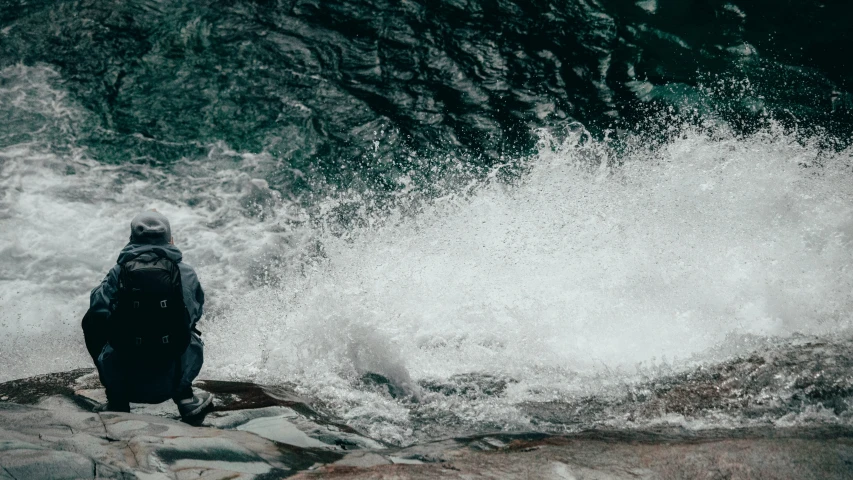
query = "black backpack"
xmin=109 ymin=248 xmax=191 ymax=363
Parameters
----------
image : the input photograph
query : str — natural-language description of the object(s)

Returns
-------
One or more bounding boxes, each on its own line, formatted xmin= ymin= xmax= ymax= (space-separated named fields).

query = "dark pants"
xmin=96 ymin=333 xmax=204 ymax=404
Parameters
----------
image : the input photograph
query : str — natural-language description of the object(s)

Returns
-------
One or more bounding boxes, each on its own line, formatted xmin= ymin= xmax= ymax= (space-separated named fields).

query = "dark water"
xmin=2 ymin=0 xmax=851 ymax=192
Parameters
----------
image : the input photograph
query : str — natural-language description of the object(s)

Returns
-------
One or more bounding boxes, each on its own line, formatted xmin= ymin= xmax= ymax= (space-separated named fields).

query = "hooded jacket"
xmin=83 ymin=243 xmax=205 ymax=361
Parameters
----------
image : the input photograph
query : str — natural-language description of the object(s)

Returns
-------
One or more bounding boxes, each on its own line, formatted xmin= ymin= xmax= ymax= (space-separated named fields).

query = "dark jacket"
xmin=82 ymin=243 xmax=205 ymax=361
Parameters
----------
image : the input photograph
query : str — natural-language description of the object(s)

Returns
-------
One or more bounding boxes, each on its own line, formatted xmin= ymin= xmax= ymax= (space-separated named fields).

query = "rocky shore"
xmin=1 ymin=369 xmax=852 ymax=479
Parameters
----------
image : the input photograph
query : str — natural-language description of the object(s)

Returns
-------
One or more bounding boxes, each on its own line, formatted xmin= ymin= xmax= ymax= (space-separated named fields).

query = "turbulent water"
xmin=1 ymin=0 xmax=852 ymax=445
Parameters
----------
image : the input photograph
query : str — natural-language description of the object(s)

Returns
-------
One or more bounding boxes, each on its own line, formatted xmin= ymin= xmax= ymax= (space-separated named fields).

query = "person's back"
xmin=82 ymin=210 xmax=212 ymax=421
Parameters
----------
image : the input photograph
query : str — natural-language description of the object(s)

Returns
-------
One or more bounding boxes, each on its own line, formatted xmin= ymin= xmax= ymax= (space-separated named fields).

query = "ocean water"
xmin=1 ymin=0 xmax=851 ymax=445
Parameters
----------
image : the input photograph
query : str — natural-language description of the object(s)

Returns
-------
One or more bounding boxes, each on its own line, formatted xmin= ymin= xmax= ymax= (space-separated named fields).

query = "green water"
xmin=1 ymin=0 xmax=850 ymax=194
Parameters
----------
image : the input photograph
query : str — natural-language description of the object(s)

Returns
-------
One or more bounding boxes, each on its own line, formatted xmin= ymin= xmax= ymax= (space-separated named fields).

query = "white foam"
xmin=0 ymin=65 xmax=311 ymax=380
xmin=202 ymin=125 xmax=853 ymax=441
xmin=0 ymin=143 xmax=311 ymax=381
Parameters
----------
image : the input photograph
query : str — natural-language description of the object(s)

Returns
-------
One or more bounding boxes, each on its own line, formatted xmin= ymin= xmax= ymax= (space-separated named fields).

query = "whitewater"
xmin=1 ymin=64 xmax=851 ymax=444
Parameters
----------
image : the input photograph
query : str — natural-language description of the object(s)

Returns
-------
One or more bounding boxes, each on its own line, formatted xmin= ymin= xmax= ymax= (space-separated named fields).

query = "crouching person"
xmin=82 ymin=210 xmax=213 ymax=422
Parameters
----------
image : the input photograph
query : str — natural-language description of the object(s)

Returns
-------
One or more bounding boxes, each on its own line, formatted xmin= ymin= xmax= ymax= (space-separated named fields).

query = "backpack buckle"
xmin=133 ymin=301 xmax=140 ymax=309
xmin=161 ymin=335 xmax=170 ymax=344
xmin=135 ymin=337 xmax=143 ymax=346
xmin=160 ymin=300 xmax=168 ymax=308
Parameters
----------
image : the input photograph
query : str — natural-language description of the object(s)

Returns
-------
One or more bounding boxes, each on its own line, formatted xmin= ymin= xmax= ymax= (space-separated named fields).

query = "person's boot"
xmin=176 ymin=391 xmax=213 ymax=421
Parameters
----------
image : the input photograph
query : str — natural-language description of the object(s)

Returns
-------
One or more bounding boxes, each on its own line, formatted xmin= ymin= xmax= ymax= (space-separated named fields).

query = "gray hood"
xmin=130 ymin=211 xmax=172 ymax=245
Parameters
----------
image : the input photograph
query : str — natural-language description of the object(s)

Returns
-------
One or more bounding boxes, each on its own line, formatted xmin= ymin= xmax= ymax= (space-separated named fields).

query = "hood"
xmin=129 ymin=210 xmax=172 ymax=245
xmin=116 ymin=242 xmax=183 ymax=264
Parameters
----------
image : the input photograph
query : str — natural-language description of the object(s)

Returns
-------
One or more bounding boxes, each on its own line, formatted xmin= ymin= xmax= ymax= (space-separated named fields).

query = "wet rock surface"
xmin=1 ymin=368 xmax=853 ymax=479
xmin=521 ymin=337 xmax=853 ymax=431
xmin=295 ymin=428 xmax=853 ymax=479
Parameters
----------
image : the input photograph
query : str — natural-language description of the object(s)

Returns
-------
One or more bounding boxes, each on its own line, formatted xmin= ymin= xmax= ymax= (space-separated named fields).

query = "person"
xmin=81 ymin=210 xmax=213 ymax=421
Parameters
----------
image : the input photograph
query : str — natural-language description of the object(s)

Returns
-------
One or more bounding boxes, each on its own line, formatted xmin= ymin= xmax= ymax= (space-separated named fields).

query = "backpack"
xmin=109 ymin=248 xmax=191 ymax=363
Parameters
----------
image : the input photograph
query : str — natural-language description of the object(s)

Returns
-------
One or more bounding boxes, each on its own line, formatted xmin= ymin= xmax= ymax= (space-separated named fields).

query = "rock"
xmin=0 ymin=399 xmax=336 ymax=479
xmin=2 ymin=369 xmax=853 ymax=479
xmin=0 ymin=368 xmax=95 ymax=407
xmin=0 ymin=439 xmax=97 ymax=480
xmin=0 ymin=370 xmax=356 ymax=479
xmin=331 ymin=452 xmax=392 ymax=468
xmin=207 ymin=406 xmax=385 ymax=451
xmin=294 ymin=429 xmax=853 ymax=479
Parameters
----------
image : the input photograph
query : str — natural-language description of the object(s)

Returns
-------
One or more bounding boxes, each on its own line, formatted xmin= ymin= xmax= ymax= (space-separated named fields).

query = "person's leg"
xmin=173 ymin=332 xmax=204 ymax=400
xmin=172 ymin=332 xmax=212 ymax=419
xmin=82 ymin=308 xmax=108 ymax=365
xmin=95 ymin=344 xmax=130 ymax=412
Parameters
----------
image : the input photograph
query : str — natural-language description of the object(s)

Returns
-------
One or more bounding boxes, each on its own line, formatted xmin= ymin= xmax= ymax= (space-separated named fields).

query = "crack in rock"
xmin=1 ymin=463 xmax=19 ymax=480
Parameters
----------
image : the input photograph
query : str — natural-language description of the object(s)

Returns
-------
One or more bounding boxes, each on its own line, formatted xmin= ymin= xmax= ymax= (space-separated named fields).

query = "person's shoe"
xmin=176 ymin=391 xmax=213 ymax=420
xmin=93 ymin=401 xmax=130 ymax=413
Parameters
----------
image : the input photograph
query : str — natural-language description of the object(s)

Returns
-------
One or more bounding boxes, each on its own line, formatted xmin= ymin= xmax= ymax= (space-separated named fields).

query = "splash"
xmin=204 ymin=123 xmax=853 ymax=442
